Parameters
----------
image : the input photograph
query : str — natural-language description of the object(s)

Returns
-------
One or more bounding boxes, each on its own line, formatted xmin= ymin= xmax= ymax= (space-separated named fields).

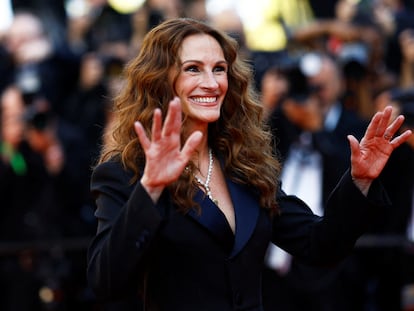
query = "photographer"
xmin=0 ymin=90 xmax=95 ymax=311
xmin=268 ymin=52 xmax=369 ymax=197
xmin=264 ymin=52 xmax=370 ymax=310
xmin=23 ymin=96 xmax=94 ymax=237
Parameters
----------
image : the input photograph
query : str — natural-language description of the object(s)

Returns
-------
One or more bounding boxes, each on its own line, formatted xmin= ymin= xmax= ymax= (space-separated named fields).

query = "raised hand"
xmin=134 ymin=97 xmax=203 ymax=202
xmin=347 ymin=106 xmax=413 ymax=195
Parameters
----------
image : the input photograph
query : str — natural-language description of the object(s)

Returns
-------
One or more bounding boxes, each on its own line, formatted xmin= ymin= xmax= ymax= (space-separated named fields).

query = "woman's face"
xmin=1 ymin=88 xmax=26 ymax=148
xmin=172 ymin=34 xmax=228 ymax=128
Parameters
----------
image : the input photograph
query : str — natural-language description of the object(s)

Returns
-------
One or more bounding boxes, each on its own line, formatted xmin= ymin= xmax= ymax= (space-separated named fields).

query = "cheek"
xmin=175 ymin=76 xmax=196 ymax=95
xmin=180 ymin=100 xmax=191 ymax=115
xmin=27 ymin=132 xmax=44 ymax=150
xmin=219 ymin=77 xmax=228 ymax=93
xmin=320 ymin=88 xmax=333 ymax=101
xmin=3 ymin=125 xmax=23 ymax=145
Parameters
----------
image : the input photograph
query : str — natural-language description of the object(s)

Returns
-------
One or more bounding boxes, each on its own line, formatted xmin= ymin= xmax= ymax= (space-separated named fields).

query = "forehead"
xmin=9 ymin=14 xmax=43 ymax=38
xmin=2 ymin=89 xmax=24 ymax=109
xmin=179 ymin=34 xmax=225 ymax=61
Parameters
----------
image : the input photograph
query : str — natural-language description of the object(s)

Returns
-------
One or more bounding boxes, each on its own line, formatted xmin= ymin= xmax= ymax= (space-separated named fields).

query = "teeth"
xmin=192 ymin=97 xmax=216 ymax=103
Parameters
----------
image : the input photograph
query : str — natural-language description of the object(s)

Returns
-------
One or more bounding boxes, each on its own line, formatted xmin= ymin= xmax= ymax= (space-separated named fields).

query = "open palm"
xmin=348 ymin=106 xmax=412 ymax=193
xmin=135 ymin=97 xmax=202 ymax=197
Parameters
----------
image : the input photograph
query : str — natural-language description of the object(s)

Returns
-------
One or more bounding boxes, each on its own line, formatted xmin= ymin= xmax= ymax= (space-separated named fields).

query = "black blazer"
xmin=87 ymin=160 xmax=389 ymax=311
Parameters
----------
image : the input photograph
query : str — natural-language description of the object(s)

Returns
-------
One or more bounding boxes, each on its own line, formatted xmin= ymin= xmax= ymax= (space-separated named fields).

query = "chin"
xmin=201 ymin=114 xmax=220 ymax=123
xmin=188 ymin=112 xmax=220 ymax=124
xmin=189 ymin=107 xmax=221 ymax=121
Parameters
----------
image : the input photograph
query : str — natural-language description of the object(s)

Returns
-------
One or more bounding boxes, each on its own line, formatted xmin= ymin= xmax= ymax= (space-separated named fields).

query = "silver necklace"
xmin=195 ymin=148 xmax=218 ymax=205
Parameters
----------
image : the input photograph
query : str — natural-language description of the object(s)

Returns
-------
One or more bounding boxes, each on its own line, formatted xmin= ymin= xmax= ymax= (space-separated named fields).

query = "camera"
xmin=23 ymin=97 xmax=53 ymax=131
xmin=278 ymin=53 xmax=321 ymax=104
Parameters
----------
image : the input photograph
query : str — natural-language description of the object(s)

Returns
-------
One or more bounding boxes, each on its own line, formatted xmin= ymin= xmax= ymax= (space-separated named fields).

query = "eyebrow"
xmin=181 ymin=60 xmax=228 ymax=65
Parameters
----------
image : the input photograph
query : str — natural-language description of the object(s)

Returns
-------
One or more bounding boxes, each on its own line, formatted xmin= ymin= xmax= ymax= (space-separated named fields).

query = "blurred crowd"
xmin=0 ymin=0 xmax=413 ymax=310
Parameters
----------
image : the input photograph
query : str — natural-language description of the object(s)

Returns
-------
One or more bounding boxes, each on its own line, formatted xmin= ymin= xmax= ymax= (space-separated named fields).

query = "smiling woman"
xmin=86 ymin=17 xmax=412 ymax=311
xmin=172 ymin=34 xmax=228 ymax=126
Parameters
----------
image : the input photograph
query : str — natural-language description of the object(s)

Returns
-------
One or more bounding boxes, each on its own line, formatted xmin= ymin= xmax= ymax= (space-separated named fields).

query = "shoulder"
xmin=91 ymin=159 xmax=136 ymax=199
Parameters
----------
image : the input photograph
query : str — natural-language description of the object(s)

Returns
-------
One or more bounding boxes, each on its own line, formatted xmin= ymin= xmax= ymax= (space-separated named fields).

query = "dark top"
xmin=87 ymin=159 xmax=389 ymax=311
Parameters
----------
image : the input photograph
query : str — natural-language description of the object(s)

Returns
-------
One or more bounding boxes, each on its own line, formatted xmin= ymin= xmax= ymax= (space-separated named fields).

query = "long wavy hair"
xmin=98 ymin=18 xmax=281 ymax=213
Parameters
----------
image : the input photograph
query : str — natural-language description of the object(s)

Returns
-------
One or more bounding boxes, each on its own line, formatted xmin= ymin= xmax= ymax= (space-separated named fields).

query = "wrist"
xmin=352 ymin=177 xmax=372 ymax=196
xmin=140 ymin=176 xmax=164 ymax=203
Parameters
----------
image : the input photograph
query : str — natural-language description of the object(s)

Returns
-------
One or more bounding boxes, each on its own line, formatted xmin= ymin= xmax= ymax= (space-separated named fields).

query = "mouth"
xmin=189 ymin=96 xmax=219 ymax=105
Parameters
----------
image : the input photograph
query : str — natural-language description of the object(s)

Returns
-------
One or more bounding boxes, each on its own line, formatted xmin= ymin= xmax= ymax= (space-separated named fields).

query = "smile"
xmin=191 ymin=96 xmax=218 ymax=103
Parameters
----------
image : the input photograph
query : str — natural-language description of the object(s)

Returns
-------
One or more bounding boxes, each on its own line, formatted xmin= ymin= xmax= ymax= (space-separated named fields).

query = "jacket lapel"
xmin=187 ymin=180 xmax=260 ymax=257
xmin=228 ymin=180 xmax=260 ymax=258
xmin=187 ymin=189 xmax=234 ymax=252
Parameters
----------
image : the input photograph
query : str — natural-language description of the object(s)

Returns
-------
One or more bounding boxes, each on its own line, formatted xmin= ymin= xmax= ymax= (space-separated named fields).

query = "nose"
xmin=200 ymin=72 xmax=219 ymax=89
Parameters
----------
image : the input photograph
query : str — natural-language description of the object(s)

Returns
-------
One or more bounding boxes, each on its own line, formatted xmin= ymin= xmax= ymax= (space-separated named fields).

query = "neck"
xmin=192 ymin=134 xmax=209 ymax=162
xmin=184 ymin=120 xmax=208 ymax=153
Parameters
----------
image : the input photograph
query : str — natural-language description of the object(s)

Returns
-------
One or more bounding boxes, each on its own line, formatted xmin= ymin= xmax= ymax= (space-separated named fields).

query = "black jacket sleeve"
xmin=87 ymin=160 xmax=165 ymax=299
xmin=272 ymin=169 xmax=390 ymax=265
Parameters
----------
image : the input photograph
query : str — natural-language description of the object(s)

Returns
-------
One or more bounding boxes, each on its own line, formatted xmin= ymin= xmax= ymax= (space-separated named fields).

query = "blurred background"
xmin=0 ymin=0 xmax=413 ymax=310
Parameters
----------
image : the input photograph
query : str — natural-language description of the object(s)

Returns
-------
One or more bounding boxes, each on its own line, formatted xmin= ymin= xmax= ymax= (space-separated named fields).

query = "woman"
xmin=87 ymin=18 xmax=412 ymax=310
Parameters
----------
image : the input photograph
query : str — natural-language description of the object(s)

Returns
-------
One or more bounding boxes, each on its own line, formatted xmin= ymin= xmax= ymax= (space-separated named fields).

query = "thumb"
xmin=347 ymin=135 xmax=360 ymax=159
xmin=181 ymin=131 xmax=203 ymax=160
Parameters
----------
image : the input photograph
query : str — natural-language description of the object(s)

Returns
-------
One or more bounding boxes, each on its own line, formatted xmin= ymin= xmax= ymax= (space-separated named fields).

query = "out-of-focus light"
xmin=39 ymin=286 xmax=54 ymax=303
xmin=108 ymin=0 xmax=145 ymax=14
xmin=65 ymin=0 xmax=91 ymax=18
xmin=206 ymin=0 xmax=235 ymax=16
xmin=0 ymin=0 xmax=13 ymax=32
xmin=300 ymin=53 xmax=322 ymax=77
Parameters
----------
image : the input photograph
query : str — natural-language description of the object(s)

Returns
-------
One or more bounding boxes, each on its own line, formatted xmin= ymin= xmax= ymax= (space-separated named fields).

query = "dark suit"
xmin=265 ymin=104 xmax=371 ymax=310
xmin=87 ymin=159 xmax=389 ymax=311
xmin=269 ymin=103 xmax=368 ymax=204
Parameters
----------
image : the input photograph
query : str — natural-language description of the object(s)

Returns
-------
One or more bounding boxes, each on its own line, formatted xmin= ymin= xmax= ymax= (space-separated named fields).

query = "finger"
xmin=384 ymin=115 xmax=405 ymax=139
xmin=134 ymin=121 xmax=151 ymax=150
xmin=181 ymin=131 xmax=203 ymax=161
xmin=363 ymin=110 xmax=383 ymax=140
xmin=152 ymin=108 xmax=162 ymax=141
xmin=162 ymin=97 xmax=182 ymax=137
xmin=390 ymin=129 xmax=413 ymax=148
xmin=375 ymin=106 xmax=393 ymax=137
xmin=347 ymin=135 xmax=361 ymax=160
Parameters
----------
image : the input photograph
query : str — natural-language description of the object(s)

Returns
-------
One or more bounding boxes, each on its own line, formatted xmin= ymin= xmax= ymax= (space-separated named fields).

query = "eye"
xmin=213 ymin=65 xmax=227 ymax=73
xmin=184 ymin=65 xmax=199 ymax=73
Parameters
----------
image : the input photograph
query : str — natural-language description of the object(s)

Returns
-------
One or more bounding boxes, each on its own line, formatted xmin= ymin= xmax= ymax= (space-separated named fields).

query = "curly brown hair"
xmin=98 ymin=17 xmax=281 ymax=213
